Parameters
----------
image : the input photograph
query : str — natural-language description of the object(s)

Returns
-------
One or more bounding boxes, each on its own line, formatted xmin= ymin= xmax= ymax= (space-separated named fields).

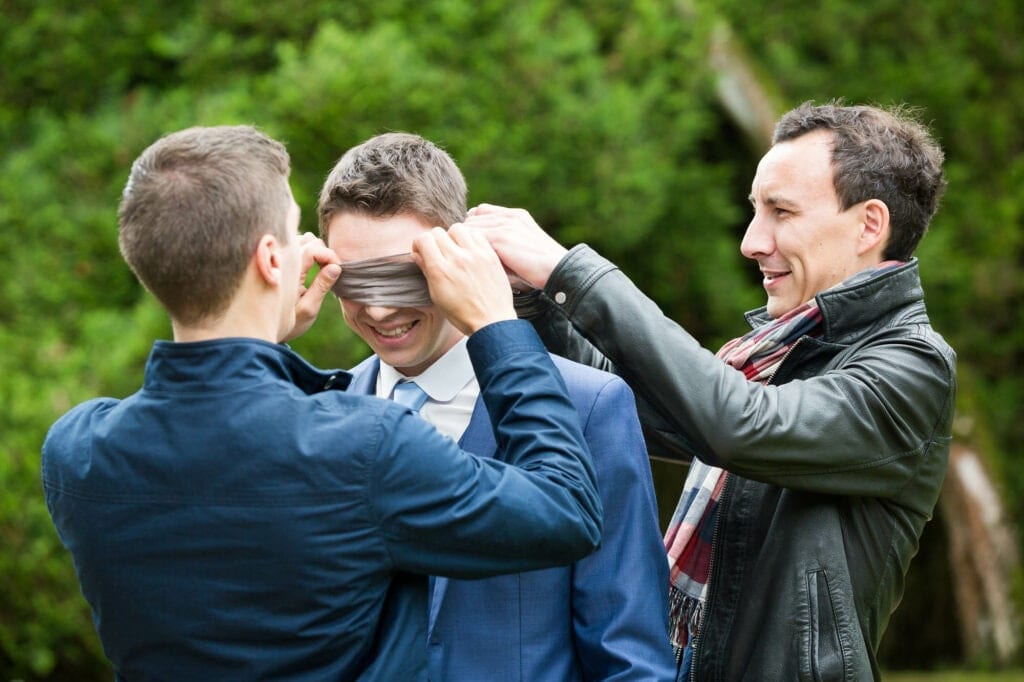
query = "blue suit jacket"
xmin=350 ymin=353 xmax=675 ymax=681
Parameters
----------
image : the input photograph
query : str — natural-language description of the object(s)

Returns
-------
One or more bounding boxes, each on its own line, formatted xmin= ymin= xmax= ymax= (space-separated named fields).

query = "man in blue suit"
xmin=319 ymin=132 xmax=676 ymax=681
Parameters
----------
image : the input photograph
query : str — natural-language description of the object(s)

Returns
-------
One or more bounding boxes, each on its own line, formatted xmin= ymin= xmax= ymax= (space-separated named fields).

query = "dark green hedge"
xmin=2 ymin=0 xmax=1019 ymax=677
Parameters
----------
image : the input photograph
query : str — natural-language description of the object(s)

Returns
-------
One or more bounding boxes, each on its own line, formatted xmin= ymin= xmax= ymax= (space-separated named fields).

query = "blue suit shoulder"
xmin=547 ymin=353 xmax=636 ymax=404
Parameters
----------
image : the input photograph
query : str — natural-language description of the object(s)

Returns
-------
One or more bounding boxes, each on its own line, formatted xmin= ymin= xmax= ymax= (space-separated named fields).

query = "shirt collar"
xmin=377 ymin=337 xmax=475 ymax=401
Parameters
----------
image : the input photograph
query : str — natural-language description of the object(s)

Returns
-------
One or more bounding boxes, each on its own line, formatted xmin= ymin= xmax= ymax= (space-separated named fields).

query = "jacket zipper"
xmin=689 ymin=472 xmax=734 ymax=681
xmin=766 ymin=336 xmax=806 ymax=386
xmin=689 ymin=336 xmax=807 ymax=679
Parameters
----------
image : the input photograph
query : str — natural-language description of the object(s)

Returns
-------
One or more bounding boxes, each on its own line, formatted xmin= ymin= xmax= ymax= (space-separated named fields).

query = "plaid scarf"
xmin=664 ymin=261 xmax=903 ymax=664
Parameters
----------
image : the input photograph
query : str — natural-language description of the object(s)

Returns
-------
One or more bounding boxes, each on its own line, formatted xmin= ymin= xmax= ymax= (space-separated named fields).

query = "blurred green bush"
xmin=1 ymin=0 xmax=1020 ymax=677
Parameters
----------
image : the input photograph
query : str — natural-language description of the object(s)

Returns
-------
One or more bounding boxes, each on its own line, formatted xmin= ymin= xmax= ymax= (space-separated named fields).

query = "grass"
xmin=883 ymin=672 xmax=1023 ymax=681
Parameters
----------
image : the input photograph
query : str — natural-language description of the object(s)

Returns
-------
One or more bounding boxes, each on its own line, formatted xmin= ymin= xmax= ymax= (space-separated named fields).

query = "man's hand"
xmin=284 ymin=233 xmax=342 ymax=342
xmin=465 ymin=204 xmax=569 ymax=290
xmin=411 ymin=223 xmax=516 ymax=336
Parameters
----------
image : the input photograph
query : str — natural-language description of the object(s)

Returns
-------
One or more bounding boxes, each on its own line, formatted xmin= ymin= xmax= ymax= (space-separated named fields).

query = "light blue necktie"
xmin=391 ymin=380 xmax=429 ymax=414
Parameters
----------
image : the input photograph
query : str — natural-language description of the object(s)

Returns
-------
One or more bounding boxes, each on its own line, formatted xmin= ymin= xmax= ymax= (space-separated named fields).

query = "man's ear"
xmin=253 ymin=234 xmax=282 ymax=286
xmin=858 ymin=198 xmax=890 ymax=256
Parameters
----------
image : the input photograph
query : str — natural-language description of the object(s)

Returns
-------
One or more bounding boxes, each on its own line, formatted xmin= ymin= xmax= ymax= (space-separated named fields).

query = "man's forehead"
xmin=328 ymin=212 xmax=429 ymax=251
xmin=751 ymin=136 xmax=834 ymax=201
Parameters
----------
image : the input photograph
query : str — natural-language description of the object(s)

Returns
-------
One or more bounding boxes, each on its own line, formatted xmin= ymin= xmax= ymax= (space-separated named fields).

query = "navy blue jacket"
xmin=42 ymin=321 xmax=602 ymax=681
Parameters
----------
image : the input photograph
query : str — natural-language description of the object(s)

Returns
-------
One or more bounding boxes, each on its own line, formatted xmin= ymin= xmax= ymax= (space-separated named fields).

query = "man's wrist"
xmin=526 ymin=247 xmax=569 ymax=290
xmin=464 ymin=313 xmax=516 ymax=335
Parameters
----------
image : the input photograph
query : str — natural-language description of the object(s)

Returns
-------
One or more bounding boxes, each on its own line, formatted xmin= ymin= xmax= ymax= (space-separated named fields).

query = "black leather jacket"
xmin=517 ymin=245 xmax=956 ymax=681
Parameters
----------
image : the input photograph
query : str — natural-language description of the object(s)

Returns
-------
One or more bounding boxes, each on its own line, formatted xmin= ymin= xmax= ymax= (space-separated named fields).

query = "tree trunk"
xmin=940 ymin=442 xmax=1021 ymax=665
xmin=676 ymin=0 xmax=780 ymax=152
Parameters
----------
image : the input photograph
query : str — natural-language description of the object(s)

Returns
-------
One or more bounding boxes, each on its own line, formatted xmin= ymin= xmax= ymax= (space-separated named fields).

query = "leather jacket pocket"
xmin=801 ymin=568 xmax=849 ymax=681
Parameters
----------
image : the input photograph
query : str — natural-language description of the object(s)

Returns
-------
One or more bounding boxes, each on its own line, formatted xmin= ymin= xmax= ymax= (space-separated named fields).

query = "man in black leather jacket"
xmin=464 ymin=101 xmax=957 ymax=680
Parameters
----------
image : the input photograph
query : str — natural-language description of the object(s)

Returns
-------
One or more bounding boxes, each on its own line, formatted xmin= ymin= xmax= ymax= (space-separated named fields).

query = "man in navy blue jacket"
xmin=319 ymin=132 xmax=674 ymax=680
xmin=41 ymin=125 xmax=602 ymax=681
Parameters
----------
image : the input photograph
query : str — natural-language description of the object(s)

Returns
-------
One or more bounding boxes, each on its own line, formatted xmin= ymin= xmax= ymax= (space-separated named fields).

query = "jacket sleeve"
xmin=521 ymin=245 xmax=956 ymax=499
xmin=367 ymin=320 xmax=603 ymax=579
xmin=515 ymin=286 xmax=689 ymax=466
xmin=568 ymin=375 xmax=676 ymax=681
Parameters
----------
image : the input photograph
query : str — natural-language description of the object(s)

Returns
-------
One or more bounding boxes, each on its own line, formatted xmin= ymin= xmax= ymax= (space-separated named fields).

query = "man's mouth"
xmin=374 ymin=321 xmax=417 ymax=338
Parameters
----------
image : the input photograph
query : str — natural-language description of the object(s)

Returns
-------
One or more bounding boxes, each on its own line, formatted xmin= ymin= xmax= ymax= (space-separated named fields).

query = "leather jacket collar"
xmin=743 ymin=258 xmax=926 ymax=344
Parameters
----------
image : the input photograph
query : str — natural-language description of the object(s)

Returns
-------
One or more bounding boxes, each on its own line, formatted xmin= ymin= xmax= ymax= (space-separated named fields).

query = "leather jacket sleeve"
xmin=517 ymin=245 xmax=957 ymax=501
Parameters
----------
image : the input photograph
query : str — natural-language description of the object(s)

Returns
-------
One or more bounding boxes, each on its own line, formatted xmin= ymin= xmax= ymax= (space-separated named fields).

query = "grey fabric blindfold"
xmin=331 ymin=253 xmax=433 ymax=307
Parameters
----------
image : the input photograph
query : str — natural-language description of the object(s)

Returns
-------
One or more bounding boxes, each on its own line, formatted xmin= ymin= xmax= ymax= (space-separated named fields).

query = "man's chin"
xmin=765 ymin=298 xmax=793 ymax=319
xmin=376 ymin=348 xmax=421 ymax=372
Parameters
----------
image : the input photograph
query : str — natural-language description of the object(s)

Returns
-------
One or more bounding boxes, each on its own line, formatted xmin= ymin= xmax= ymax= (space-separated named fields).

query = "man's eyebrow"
xmin=754 ymin=193 xmax=797 ymax=209
xmin=749 ymin=193 xmax=785 ymax=205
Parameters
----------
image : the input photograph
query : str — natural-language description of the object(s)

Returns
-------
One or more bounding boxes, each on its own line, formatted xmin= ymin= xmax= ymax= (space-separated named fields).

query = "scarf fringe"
xmin=668 ymin=586 xmax=703 ymax=650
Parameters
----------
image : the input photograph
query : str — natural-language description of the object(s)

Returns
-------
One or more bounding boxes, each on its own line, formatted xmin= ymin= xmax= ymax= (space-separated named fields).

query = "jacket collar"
xmin=743 ymin=258 xmax=925 ymax=344
xmin=144 ymin=337 xmax=351 ymax=395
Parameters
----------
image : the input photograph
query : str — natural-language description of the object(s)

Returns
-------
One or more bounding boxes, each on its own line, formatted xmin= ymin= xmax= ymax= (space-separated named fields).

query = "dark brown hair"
xmin=118 ymin=125 xmax=292 ymax=324
xmin=774 ymin=101 xmax=946 ymax=260
xmin=317 ymin=132 xmax=467 ymax=243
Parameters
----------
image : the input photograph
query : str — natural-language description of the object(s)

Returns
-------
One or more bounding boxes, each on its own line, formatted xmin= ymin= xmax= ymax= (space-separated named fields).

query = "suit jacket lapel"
xmin=429 ymin=394 xmax=496 ymax=636
xmin=347 ymin=356 xmax=379 ymax=396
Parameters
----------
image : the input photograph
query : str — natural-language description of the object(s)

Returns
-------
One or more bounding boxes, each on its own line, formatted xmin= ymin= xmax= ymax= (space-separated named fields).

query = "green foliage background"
xmin=1 ymin=0 xmax=1020 ymax=677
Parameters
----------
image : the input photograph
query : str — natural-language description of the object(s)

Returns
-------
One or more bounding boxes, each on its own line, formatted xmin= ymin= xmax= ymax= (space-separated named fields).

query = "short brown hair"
xmin=118 ymin=125 xmax=292 ymax=325
xmin=317 ymin=132 xmax=467 ymax=243
xmin=774 ymin=101 xmax=946 ymax=261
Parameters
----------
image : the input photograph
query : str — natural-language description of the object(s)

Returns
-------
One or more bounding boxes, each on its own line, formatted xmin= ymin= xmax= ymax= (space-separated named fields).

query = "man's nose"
xmin=740 ymin=214 xmax=773 ymax=259
xmin=362 ymin=304 xmax=402 ymax=320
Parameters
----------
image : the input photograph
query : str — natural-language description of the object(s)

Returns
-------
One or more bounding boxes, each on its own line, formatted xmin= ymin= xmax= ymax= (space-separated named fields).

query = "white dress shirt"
xmin=376 ymin=337 xmax=479 ymax=442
